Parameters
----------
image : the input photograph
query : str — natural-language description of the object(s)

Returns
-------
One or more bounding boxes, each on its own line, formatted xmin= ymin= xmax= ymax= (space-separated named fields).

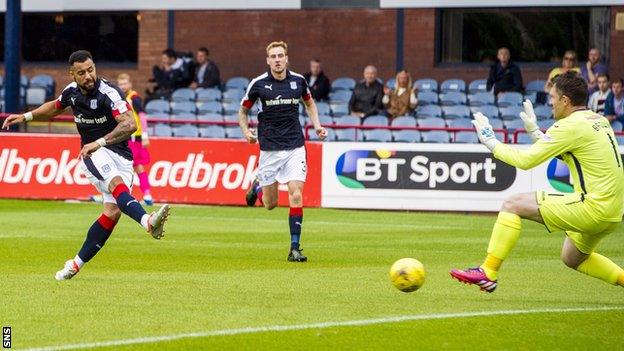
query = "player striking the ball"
xmin=2 ymin=50 xmax=170 ymax=280
xmin=450 ymin=72 xmax=624 ymax=292
xmin=239 ymin=41 xmax=327 ymax=262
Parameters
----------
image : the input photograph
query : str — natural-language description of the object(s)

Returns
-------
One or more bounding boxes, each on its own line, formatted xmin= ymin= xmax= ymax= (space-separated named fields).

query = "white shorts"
xmin=257 ymin=146 xmax=307 ymax=187
xmin=80 ymin=147 xmax=134 ymax=204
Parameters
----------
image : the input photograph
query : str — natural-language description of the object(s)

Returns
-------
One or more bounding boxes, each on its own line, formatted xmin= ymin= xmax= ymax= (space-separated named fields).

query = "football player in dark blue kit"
xmin=239 ymin=41 xmax=327 ymax=262
xmin=2 ymin=50 xmax=170 ymax=280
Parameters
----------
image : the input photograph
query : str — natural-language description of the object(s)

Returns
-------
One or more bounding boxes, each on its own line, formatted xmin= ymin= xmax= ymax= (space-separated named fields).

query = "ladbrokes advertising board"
xmin=0 ymin=134 xmax=322 ymax=207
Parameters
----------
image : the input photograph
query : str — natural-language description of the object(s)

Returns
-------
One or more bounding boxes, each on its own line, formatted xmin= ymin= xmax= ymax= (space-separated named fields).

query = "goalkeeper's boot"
xmin=246 ymin=178 xmax=260 ymax=206
xmin=55 ymin=259 xmax=80 ymax=281
xmin=288 ymin=246 xmax=308 ymax=262
xmin=449 ymin=267 xmax=497 ymax=293
xmin=147 ymin=204 xmax=170 ymax=240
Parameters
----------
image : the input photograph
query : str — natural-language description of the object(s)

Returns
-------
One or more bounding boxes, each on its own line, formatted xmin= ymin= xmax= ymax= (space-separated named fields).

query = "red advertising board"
xmin=0 ymin=134 xmax=322 ymax=207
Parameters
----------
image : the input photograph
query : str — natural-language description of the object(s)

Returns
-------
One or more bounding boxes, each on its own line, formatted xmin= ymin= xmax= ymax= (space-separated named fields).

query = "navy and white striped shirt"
xmin=241 ymin=70 xmax=311 ymax=151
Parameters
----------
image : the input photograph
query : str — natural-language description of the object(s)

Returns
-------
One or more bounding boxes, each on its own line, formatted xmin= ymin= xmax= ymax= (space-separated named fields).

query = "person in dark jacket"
xmin=349 ymin=65 xmax=384 ymax=118
xmin=486 ymin=47 xmax=523 ymax=96
xmin=190 ymin=47 xmax=221 ymax=89
xmin=303 ymin=59 xmax=330 ymax=101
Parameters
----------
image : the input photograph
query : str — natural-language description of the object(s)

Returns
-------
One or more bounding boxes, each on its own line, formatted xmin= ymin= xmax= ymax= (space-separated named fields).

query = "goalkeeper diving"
xmin=450 ymin=72 xmax=624 ymax=293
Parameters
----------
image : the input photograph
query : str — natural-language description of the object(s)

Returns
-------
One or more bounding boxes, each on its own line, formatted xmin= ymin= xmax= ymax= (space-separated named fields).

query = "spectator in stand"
xmin=581 ymin=48 xmax=609 ymax=95
xmin=349 ymin=65 xmax=384 ymax=118
xmin=148 ymin=49 xmax=188 ymax=99
xmin=189 ymin=47 xmax=221 ymax=89
xmin=587 ymin=73 xmax=611 ymax=115
xmin=303 ymin=59 xmax=330 ymax=101
xmin=544 ymin=50 xmax=580 ymax=92
xmin=383 ymin=70 xmax=418 ymax=119
xmin=486 ymin=47 xmax=523 ymax=96
xmin=604 ymin=78 xmax=624 ymax=124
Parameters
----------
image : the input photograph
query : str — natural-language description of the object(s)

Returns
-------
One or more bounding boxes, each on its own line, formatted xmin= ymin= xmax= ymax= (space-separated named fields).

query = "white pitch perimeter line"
xmin=21 ymin=306 xmax=624 ymax=351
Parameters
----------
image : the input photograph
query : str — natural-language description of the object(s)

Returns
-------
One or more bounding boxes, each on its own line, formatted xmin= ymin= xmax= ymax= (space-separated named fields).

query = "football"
xmin=389 ymin=258 xmax=426 ymax=292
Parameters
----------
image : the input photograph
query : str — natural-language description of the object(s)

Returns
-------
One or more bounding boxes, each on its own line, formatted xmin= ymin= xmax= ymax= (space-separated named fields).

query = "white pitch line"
xmin=20 ymin=306 xmax=624 ymax=351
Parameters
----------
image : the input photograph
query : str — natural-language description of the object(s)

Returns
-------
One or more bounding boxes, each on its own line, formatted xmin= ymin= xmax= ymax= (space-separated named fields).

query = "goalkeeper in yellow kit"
xmin=450 ymin=72 xmax=624 ymax=292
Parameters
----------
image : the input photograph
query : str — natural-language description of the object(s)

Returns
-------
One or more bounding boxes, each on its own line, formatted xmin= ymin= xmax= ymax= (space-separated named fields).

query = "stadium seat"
xmin=439 ymin=92 xmax=467 ymax=106
xmin=418 ymin=117 xmax=446 ymax=128
xmin=145 ymin=112 xmax=170 ymax=123
xmin=197 ymin=101 xmax=223 ymax=114
xmin=145 ymin=99 xmax=170 ymax=114
xmin=195 ymin=88 xmax=222 ymax=102
xmin=471 ymin=105 xmax=499 ymax=120
xmin=153 ymin=123 xmax=172 ymax=137
xmin=499 ymin=106 xmax=523 ymax=120
xmin=442 ymin=105 xmax=470 ymax=120
xmin=504 ymin=119 xmax=524 ymax=131
xmin=199 ymin=125 xmax=226 ymax=138
xmin=225 ymin=77 xmax=250 ymax=90
xmin=538 ymin=119 xmax=553 ymax=130
xmin=222 ymin=89 xmax=245 ymax=103
xmin=416 ymin=91 xmax=439 ymax=105
xmin=414 ymin=78 xmax=438 ymax=92
xmin=330 ymin=103 xmax=350 ymax=117
xmin=515 ymin=133 xmax=533 ymax=144
xmin=616 ymin=135 xmax=624 ymax=145
xmin=329 ymin=90 xmax=352 ymax=104
xmin=391 ymin=115 xmax=417 ymax=127
xmin=171 ymin=88 xmax=196 ymax=102
xmin=335 ymin=128 xmax=359 ymax=141
xmin=29 ymin=74 xmax=55 ymax=97
xmin=20 ymin=74 xmax=29 ymax=88
xmin=448 ymin=118 xmax=473 ymax=129
xmin=309 ymin=127 xmax=336 ymax=141
xmin=25 ymin=87 xmax=46 ymax=106
xmin=362 ymin=115 xmax=389 ymax=126
xmin=489 ymin=118 xmax=504 ymax=130
xmin=172 ymin=124 xmax=199 ymax=138
xmin=385 ymin=78 xmax=396 ymax=90
xmin=334 ymin=115 xmax=360 ymax=126
xmin=392 ymin=129 xmax=420 ymax=143
xmin=196 ymin=113 xmax=223 ymax=123
xmin=534 ymin=105 xmax=552 ymax=120
xmin=363 ymin=129 xmax=392 ymax=142
xmin=170 ymin=112 xmax=197 ymax=122
xmin=497 ymin=92 xmax=523 ymax=107
xmin=170 ymin=101 xmax=197 ymax=115
xmin=468 ymin=79 xmax=488 ymax=94
xmin=332 ymin=77 xmax=356 ymax=91
xmin=523 ymin=92 xmax=537 ymax=105
xmin=223 ymin=113 xmax=239 ymax=123
xmin=225 ymin=126 xmax=244 ymax=138
xmin=440 ymin=79 xmax=466 ymax=93
xmin=316 ymin=101 xmax=331 ymax=115
xmin=334 ymin=115 xmax=360 ymax=141
xmin=415 ymin=104 xmax=442 ymax=119
xmin=468 ymin=92 xmax=495 ymax=106
xmin=318 ymin=115 xmax=334 ymax=126
xmin=525 ymin=80 xmax=546 ymax=93
xmin=222 ymin=102 xmax=239 ymax=115
xmin=454 ymin=131 xmax=478 ymax=143
xmin=421 ymin=131 xmax=450 ymax=143
xmin=611 ymin=120 xmax=623 ymax=133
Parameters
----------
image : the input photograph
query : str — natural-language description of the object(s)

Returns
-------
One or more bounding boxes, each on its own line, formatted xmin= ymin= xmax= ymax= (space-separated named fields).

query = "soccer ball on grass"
xmin=389 ymin=258 xmax=426 ymax=292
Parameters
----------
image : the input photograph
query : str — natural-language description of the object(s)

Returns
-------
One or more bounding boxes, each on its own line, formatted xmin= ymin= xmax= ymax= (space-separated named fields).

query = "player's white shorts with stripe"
xmin=257 ymin=146 xmax=307 ymax=187
xmin=80 ymin=147 xmax=134 ymax=204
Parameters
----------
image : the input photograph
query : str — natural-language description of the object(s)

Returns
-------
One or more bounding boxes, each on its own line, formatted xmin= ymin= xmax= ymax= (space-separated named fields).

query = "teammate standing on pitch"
xmin=451 ymin=72 xmax=624 ymax=292
xmin=239 ymin=41 xmax=327 ymax=262
xmin=2 ymin=50 xmax=170 ymax=280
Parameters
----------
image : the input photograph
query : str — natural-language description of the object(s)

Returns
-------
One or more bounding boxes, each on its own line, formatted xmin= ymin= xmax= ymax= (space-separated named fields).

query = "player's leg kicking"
xmin=55 ymin=148 xmax=170 ymax=280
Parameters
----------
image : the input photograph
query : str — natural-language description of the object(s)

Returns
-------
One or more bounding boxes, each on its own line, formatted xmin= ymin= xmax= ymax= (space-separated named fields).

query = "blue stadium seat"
xmin=534 ymin=105 xmax=552 ymax=120
xmin=448 ymin=118 xmax=473 ymax=129
xmin=525 ymin=80 xmax=546 ymax=93
xmin=171 ymin=88 xmax=196 ymax=102
xmin=489 ymin=118 xmax=504 ymax=130
xmin=26 ymin=87 xmax=46 ymax=106
xmin=391 ymin=115 xmax=417 ymax=127
xmin=222 ymin=102 xmax=239 ymax=115
xmin=330 ymin=103 xmax=350 ymax=117
xmin=499 ymin=106 xmax=524 ymax=120
xmin=222 ymin=89 xmax=245 ymax=103
xmin=197 ymin=114 xmax=223 ymax=123
xmin=468 ymin=92 xmax=495 ymax=106
xmin=523 ymin=92 xmax=537 ymax=105
xmin=414 ymin=78 xmax=438 ymax=92
xmin=442 ymin=105 xmax=470 ymax=119
xmin=363 ymin=129 xmax=392 ymax=142
xmin=421 ymin=131 xmax=450 ymax=143
xmin=225 ymin=77 xmax=250 ymax=90
xmin=439 ymin=92 xmax=467 ymax=106
xmin=611 ymin=120 xmax=623 ymax=132
xmin=329 ymin=90 xmax=352 ymax=104
xmin=199 ymin=125 xmax=226 ymax=138
xmin=29 ymin=74 xmax=55 ymax=97
xmin=418 ymin=117 xmax=446 ymax=128
xmin=170 ymin=101 xmax=197 ymax=115
xmin=497 ymin=92 xmax=523 ymax=107
xmin=172 ymin=124 xmax=199 ymax=138
xmin=334 ymin=115 xmax=360 ymax=141
xmin=390 ymin=116 xmax=418 ymax=142
xmin=170 ymin=112 xmax=197 ymax=122
xmin=145 ymin=113 xmax=170 ymax=123
xmin=503 ymin=119 xmax=524 ymax=131
xmin=538 ymin=119 xmax=553 ymax=130
xmin=471 ymin=105 xmax=499 ymax=120
xmin=145 ymin=99 xmax=170 ymax=114
xmin=153 ymin=123 xmax=172 ymax=137
xmin=362 ymin=115 xmax=389 ymax=126
xmin=454 ymin=131 xmax=478 ymax=144
xmin=332 ymin=77 xmax=356 ymax=91
xmin=416 ymin=91 xmax=439 ymax=105
xmin=616 ymin=135 xmax=624 ymax=145
xmin=516 ymin=133 xmax=533 ymax=144
xmin=225 ymin=126 xmax=244 ymax=138
xmin=309 ymin=127 xmax=336 ymax=141
xmin=20 ymin=74 xmax=29 ymax=88
xmin=316 ymin=101 xmax=331 ymax=115
xmin=415 ymin=104 xmax=442 ymax=119
xmin=334 ymin=115 xmax=360 ymax=126
xmin=223 ymin=113 xmax=239 ymax=123
xmin=196 ymin=88 xmax=222 ymax=102
xmin=468 ymin=79 xmax=488 ymax=94
xmin=318 ymin=115 xmax=334 ymax=126
xmin=197 ymin=101 xmax=223 ymax=114
xmin=440 ymin=79 xmax=466 ymax=93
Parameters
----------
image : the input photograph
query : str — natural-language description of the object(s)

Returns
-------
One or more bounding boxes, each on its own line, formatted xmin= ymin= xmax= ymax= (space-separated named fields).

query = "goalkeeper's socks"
xmin=112 ymin=184 xmax=149 ymax=229
xmin=289 ymin=207 xmax=303 ymax=250
xmin=480 ymin=212 xmax=521 ymax=280
xmin=77 ymin=214 xmax=117 ymax=263
xmin=576 ymin=252 xmax=624 ymax=286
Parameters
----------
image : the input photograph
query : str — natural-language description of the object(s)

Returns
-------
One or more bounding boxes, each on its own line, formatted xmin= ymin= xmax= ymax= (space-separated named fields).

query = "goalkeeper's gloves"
xmin=471 ymin=112 xmax=501 ymax=152
xmin=519 ymin=100 xmax=545 ymax=142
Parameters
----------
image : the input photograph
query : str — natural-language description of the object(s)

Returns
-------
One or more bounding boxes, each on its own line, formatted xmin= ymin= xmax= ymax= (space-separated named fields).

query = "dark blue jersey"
xmin=56 ymin=78 xmax=133 ymax=160
xmin=241 ymin=70 xmax=312 ymax=151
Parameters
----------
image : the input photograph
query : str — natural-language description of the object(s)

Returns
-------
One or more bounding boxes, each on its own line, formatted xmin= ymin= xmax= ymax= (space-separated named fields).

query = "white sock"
xmin=73 ymin=255 xmax=85 ymax=268
xmin=140 ymin=214 xmax=150 ymax=230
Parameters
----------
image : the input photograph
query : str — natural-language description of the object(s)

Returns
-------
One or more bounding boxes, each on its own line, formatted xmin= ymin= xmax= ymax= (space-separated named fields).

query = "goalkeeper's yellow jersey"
xmin=493 ymin=109 xmax=624 ymax=222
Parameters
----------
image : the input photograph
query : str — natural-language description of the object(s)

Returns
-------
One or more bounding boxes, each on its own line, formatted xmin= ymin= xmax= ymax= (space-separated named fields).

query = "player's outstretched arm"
xmin=2 ymin=100 xmax=64 ymax=130
xmin=238 ymin=106 xmax=257 ymax=144
xmin=303 ymin=97 xmax=327 ymax=141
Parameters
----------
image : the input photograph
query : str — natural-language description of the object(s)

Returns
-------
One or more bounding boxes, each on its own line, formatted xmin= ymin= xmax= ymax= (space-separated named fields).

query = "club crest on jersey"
xmin=90 ymin=99 xmax=98 ymax=109
xmin=290 ymin=81 xmax=297 ymax=90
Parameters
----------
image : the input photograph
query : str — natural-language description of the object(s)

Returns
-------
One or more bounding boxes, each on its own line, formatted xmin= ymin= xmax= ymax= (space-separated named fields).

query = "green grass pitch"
xmin=1 ymin=199 xmax=623 ymax=350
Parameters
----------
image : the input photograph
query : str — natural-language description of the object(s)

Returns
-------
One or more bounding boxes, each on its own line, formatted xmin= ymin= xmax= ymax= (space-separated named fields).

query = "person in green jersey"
xmin=450 ymin=72 xmax=624 ymax=293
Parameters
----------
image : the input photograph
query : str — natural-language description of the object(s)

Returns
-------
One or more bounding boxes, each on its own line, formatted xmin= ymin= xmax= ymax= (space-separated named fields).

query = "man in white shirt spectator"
xmin=587 ymin=73 xmax=611 ymax=115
